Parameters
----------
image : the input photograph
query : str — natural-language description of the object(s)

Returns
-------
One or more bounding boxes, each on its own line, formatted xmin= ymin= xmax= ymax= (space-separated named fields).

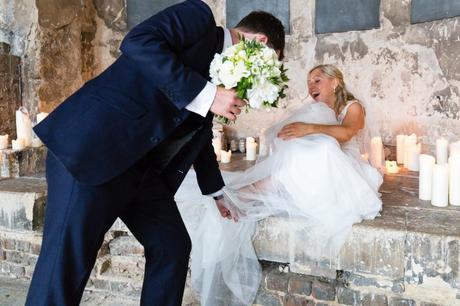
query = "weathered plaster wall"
xmin=1 ymin=0 xmax=458 ymax=146
xmin=209 ymin=0 xmax=460 ymax=148
xmin=0 ymin=0 xmax=124 ymax=119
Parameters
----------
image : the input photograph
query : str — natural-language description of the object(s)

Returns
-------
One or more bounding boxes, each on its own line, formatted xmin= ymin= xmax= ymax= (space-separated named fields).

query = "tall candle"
xmin=450 ymin=141 xmax=460 ymax=157
xmin=396 ymin=134 xmax=405 ymax=164
xmin=220 ymin=150 xmax=232 ymax=163
xmin=36 ymin=112 xmax=49 ymax=124
xmin=0 ymin=135 xmax=8 ymax=150
xmin=16 ymin=107 xmax=33 ymax=147
xmin=431 ymin=163 xmax=449 ymax=207
xmin=449 ymin=156 xmax=460 ymax=206
xmin=404 ymin=134 xmax=417 ymax=168
xmin=212 ymin=138 xmax=222 ymax=161
xmin=12 ymin=138 xmax=26 ymax=151
xmin=436 ymin=137 xmax=449 ymax=165
xmin=419 ymin=154 xmax=435 ymax=201
xmin=246 ymin=142 xmax=257 ymax=161
xmin=385 ymin=160 xmax=399 ymax=174
xmin=407 ymin=143 xmax=422 ymax=171
xmin=370 ymin=136 xmax=383 ymax=169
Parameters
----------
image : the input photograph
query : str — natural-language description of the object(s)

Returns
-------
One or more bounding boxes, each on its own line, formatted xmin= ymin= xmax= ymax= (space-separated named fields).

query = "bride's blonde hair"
xmin=309 ymin=64 xmax=355 ymax=114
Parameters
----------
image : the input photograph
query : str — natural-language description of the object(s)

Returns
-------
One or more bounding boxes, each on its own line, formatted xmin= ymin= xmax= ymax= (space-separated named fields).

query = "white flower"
xmin=261 ymin=47 xmax=277 ymax=65
xmin=209 ymin=53 xmax=223 ymax=84
xmin=247 ymin=80 xmax=280 ymax=108
xmin=218 ymin=61 xmax=239 ymax=89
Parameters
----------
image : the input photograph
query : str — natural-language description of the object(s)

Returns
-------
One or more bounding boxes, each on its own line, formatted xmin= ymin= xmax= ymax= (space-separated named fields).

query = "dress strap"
xmin=338 ymin=100 xmax=364 ymax=124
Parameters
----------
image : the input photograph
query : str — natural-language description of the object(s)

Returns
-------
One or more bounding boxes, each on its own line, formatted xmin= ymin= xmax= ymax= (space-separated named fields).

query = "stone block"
xmin=361 ymin=293 xmax=388 ymax=306
xmin=390 ymin=297 xmax=416 ymax=306
xmin=88 ymin=278 xmax=111 ymax=291
xmin=266 ymin=268 xmax=289 ymax=292
xmin=288 ymin=274 xmax=312 ymax=296
xmin=337 ymin=287 xmax=358 ymax=305
xmin=0 ymin=177 xmax=47 ymax=231
xmin=253 ymin=288 xmax=282 ymax=306
xmin=108 ymin=235 xmax=143 ymax=256
xmin=283 ymin=295 xmax=313 ymax=306
xmin=311 ymin=279 xmax=336 ymax=301
xmin=30 ymin=243 xmax=41 ymax=255
xmin=0 ymin=42 xmax=11 ymax=54
xmin=0 ymin=147 xmax=47 ymax=178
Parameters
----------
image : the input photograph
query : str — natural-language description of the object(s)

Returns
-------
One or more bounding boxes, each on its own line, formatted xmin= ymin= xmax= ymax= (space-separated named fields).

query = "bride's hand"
xmin=277 ymin=122 xmax=314 ymax=140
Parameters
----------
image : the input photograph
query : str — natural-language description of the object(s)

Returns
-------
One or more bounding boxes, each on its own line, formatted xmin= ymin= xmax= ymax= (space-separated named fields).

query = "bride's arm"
xmin=278 ymin=103 xmax=365 ymax=143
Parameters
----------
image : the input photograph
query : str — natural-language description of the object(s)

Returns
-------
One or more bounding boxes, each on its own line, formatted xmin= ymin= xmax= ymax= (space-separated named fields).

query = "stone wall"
xmin=0 ymin=42 xmax=21 ymax=138
xmin=1 ymin=0 xmax=458 ymax=145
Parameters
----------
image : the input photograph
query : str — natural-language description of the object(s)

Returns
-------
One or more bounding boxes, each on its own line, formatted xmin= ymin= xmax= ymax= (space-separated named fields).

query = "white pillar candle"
xmin=212 ymin=138 xmax=222 ymax=161
xmin=385 ymin=160 xmax=399 ymax=174
xmin=404 ymin=134 xmax=417 ymax=168
xmin=419 ymin=154 xmax=435 ymax=201
xmin=246 ymin=137 xmax=255 ymax=145
xmin=246 ymin=142 xmax=257 ymax=161
xmin=0 ymin=134 xmax=8 ymax=150
xmin=370 ymin=136 xmax=383 ymax=169
xmin=12 ymin=138 xmax=26 ymax=151
xmin=16 ymin=107 xmax=33 ymax=147
xmin=407 ymin=143 xmax=422 ymax=171
xmin=436 ymin=137 xmax=449 ymax=165
xmin=396 ymin=134 xmax=405 ymax=164
xmin=36 ymin=112 xmax=49 ymax=124
xmin=449 ymin=155 xmax=460 ymax=206
xmin=450 ymin=141 xmax=460 ymax=157
xmin=431 ymin=163 xmax=449 ymax=207
xmin=220 ymin=150 xmax=232 ymax=163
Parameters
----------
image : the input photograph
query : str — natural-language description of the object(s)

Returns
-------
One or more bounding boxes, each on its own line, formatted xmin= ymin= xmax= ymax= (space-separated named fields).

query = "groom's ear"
xmin=255 ymin=34 xmax=268 ymax=44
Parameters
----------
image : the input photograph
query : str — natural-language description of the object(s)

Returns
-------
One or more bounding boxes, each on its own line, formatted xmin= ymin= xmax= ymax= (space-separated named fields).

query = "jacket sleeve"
xmin=119 ymin=0 xmax=214 ymax=110
xmin=193 ymin=129 xmax=225 ymax=195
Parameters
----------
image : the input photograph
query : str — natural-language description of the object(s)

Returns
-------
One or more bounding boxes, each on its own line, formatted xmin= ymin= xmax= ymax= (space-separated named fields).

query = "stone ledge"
xmin=253 ymin=171 xmax=460 ymax=305
xmin=0 ymin=177 xmax=47 ymax=231
xmin=0 ymin=146 xmax=47 ymax=178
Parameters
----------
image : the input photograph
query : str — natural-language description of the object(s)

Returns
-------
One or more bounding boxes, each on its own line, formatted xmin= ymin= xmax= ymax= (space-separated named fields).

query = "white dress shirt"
xmin=185 ymin=29 xmax=232 ymax=198
xmin=185 ymin=28 xmax=232 ymax=117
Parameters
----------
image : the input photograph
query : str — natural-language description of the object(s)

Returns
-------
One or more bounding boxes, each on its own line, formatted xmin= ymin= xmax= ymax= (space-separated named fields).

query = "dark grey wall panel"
xmin=226 ymin=0 xmax=290 ymax=33
xmin=126 ymin=0 xmax=182 ymax=29
xmin=315 ymin=0 xmax=380 ymax=34
xmin=411 ymin=0 xmax=460 ymax=24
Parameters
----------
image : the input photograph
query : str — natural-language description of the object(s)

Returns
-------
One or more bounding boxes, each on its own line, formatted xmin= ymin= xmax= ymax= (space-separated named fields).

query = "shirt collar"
xmin=223 ymin=28 xmax=232 ymax=50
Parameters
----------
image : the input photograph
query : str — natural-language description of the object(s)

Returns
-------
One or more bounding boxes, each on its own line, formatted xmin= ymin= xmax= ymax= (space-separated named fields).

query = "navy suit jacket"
xmin=34 ymin=0 xmax=225 ymax=194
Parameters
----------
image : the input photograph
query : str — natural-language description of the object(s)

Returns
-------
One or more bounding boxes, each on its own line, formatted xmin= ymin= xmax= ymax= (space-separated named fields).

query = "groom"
xmin=26 ymin=0 xmax=285 ymax=305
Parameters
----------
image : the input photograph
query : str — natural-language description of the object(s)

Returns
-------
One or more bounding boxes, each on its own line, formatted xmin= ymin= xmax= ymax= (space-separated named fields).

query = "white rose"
xmin=247 ymin=80 xmax=279 ymax=108
xmin=209 ymin=54 xmax=223 ymax=84
xmin=218 ymin=61 xmax=240 ymax=89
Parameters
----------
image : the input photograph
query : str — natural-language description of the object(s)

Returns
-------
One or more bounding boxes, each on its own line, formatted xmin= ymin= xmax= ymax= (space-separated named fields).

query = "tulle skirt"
xmin=176 ymin=102 xmax=383 ymax=305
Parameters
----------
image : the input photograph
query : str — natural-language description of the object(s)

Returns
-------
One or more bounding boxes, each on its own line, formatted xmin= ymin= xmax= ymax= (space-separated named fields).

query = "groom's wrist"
xmin=213 ymin=194 xmax=224 ymax=201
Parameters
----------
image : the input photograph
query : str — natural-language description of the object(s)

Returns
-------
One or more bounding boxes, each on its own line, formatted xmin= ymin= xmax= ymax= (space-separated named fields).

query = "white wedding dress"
xmin=176 ymin=101 xmax=383 ymax=306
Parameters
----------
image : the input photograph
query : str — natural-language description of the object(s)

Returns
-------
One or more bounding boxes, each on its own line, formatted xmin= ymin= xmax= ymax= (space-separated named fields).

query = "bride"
xmin=176 ymin=64 xmax=383 ymax=306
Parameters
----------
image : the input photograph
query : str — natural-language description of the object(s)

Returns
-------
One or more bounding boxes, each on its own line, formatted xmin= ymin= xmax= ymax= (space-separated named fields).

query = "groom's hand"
xmin=215 ymin=198 xmax=239 ymax=222
xmin=210 ymin=88 xmax=246 ymax=121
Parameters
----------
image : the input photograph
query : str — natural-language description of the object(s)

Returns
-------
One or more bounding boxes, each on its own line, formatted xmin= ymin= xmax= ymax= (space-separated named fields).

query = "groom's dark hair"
xmin=236 ymin=11 xmax=286 ymax=60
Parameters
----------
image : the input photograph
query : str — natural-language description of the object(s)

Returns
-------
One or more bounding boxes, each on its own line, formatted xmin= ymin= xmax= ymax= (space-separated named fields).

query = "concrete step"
xmin=0 ymin=177 xmax=47 ymax=232
xmin=0 ymin=147 xmax=47 ymax=178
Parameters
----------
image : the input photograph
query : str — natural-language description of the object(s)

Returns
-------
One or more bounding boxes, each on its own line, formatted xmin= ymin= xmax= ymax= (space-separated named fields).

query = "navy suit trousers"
xmin=26 ymin=152 xmax=192 ymax=306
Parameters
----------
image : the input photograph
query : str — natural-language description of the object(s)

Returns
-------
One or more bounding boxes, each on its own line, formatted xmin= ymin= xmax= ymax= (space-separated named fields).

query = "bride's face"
xmin=307 ymin=69 xmax=336 ymax=105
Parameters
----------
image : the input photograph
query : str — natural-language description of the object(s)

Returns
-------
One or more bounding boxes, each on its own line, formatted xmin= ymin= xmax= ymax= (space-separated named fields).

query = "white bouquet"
xmin=209 ymin=37 xmax=289 ymax=124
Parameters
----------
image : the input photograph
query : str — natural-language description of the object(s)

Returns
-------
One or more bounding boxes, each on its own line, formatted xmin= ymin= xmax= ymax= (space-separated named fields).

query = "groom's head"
xmin=234 ymin=11 xmax=285 ymax=60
